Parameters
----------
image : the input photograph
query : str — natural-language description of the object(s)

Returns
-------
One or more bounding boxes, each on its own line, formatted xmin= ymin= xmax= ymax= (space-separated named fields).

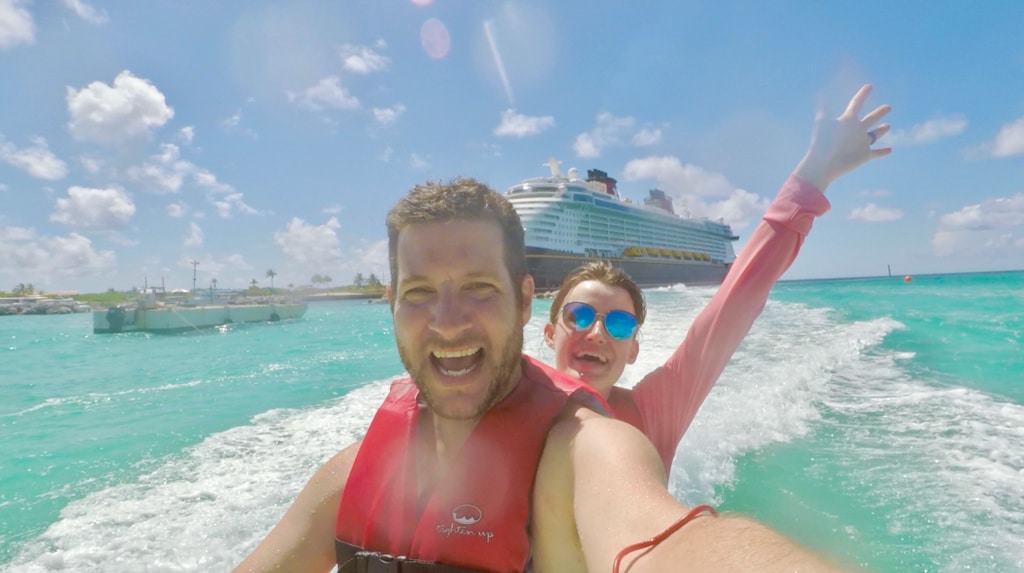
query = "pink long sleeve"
xmin=622 ymin=174 xmax=830 ymax=470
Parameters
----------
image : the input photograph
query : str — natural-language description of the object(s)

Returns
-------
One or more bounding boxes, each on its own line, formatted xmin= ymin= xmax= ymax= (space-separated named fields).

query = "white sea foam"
xmin=3 ymin=379 xmax=393 ymax=572
xmin=654 ymin=292 xmax=1024 ymax=571
xmin=3 ymin=379 xmax=208 ymax=418
xmin=814 ymin=351 xmax=1024 ymax=570
xmin=660 ymin=298 xmax=896 ymax=501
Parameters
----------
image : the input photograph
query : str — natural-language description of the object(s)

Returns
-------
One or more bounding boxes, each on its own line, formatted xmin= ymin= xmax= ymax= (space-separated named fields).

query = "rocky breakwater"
xmin=0 ymin=297 xmax=92 ymax=316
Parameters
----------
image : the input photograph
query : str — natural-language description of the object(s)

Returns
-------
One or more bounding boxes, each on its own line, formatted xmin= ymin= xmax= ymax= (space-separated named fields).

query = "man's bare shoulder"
xmin=309 ymin=439 xmax=362 ymax=499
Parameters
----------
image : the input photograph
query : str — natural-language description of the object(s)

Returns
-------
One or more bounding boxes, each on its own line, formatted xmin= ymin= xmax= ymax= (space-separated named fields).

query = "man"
xmin=234 ymin=178 xmax=849 ymax=572
xmin=544 ymin=84 xmax=892 ymax=470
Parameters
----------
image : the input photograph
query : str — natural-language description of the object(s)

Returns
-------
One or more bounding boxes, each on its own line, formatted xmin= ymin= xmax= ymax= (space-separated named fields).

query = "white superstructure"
xmin=506 ymin=160 xmax=737 ymax=264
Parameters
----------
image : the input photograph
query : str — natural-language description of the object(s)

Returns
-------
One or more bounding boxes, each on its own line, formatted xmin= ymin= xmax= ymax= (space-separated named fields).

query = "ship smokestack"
xmin=586 ymin=168 xmax=618 ymax=196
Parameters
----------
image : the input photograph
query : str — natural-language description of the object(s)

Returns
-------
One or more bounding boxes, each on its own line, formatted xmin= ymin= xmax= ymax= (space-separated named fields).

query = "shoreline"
xmin=303 ymin=291 xmax=385 ymax=302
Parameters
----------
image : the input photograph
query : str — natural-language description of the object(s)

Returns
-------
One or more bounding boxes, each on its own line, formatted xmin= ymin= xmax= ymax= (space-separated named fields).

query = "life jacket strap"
xmin=336 ymin=539 xmax=484 ymax=573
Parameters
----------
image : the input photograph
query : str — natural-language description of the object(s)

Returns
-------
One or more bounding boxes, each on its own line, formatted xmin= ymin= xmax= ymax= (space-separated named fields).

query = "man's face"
xmin=544 ymin=280 xmax=639 ymax=397
xmin=392 ymin=219 xmax=533 ymax=421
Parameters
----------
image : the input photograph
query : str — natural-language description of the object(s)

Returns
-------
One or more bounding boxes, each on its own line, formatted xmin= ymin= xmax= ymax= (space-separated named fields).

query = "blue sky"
xmin=2 ymin=1 xmax=1023 ymax=293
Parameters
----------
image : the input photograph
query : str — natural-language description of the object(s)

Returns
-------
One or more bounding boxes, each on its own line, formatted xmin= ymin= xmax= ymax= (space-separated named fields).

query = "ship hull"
xmin=526 ymin=248 xmax=729 ymax=292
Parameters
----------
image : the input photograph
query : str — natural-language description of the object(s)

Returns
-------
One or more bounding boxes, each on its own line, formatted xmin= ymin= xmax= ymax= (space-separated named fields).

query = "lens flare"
xmin=421 ymin=18 xmax=451 ymax=60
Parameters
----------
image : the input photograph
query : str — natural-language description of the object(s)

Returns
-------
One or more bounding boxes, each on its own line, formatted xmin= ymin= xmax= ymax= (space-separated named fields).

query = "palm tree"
xmin=266 ymin=269 xmax=277 ymax=291
xmin=250 ymin=278 xmax=259 ymax=289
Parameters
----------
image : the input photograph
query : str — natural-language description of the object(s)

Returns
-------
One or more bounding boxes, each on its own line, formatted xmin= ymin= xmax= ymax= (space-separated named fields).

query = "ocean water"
xmin=1 ymin=271 xmax=1022 ymax=572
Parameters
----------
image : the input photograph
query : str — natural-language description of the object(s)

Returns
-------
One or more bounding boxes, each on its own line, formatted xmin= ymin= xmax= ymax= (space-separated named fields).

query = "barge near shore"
xmin=93 ymin=293 xmax=307 ymax=334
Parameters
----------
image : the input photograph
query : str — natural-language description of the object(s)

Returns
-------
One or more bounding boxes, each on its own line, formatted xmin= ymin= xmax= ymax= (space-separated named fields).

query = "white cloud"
xmin=573 ymin=133 xmax=600 ymax=159
xmin=183 ymin=222 xmax=203 ymax=248
xmin=0 ymin=136 xmax=67 ymax=180
xmin=683 ymin=189 xmax=770 ymax=231
xmin=0 ymin=0 xmax=35 ymax=50
xmin=273 ymin=217 xmax=343 ymax=266
xmin=573 ymin=113 xmax=663 ymax=158
xmin=220 ymin=109 xmax=257 ymax=139
xmin=621 ymin=156 xmax=767 ymax=228
xmin=61 ymin=0 xmax=109 ymax=24
xmin=349 ymin=239 xmax=390 ymax=283
xmin=124 ymin=143 xmax=195 ymax=194
xmin=574 ymin=113 xmax=635 ymax=158
xmin=623 ymin=156 xmax=735 ymax=198
xmin=494 ymin=109 xmax=555 ymax=138
xmin=632 ymin=128 xmax=662 ymax=147
xmin=178 ymin=126 xmax=195 ymax=145
xmin=79 ymin=156 xmax=103 ymax=174
xmin=193 ymin=170 xmax=257 ymax=218
xmin=373 ymin=104 xmax=406 ymax=126
xmin=213 ymin=192 xmax=256 ymax=218
xmin=167 ymin=202 xmax=186 ymax=217
xmin=0 ymin=227 xmax=116 ymax=283
xmin=286 ymin=76 xmax=359 ymax=111
xmin=194 ymin=170 xmax=231 ymax=193
xmin=991 ymin=117 xmax=1024 ymax=158
xmin=50 ymin=186 xmax=136 ymax=230
xmin=66 ymin=71 xmax=175 ymax=145
xmin=932 ymin=193 xmax=1024 ymax=255
xmin=848 ymin=203 xmax=904 ymax=222
xmin=222 ymin=110 xmax=241 ymax=129
xmin=885 ymin=115 xmax=967 ymax=146
xmin=338 ymin=43 xmax=391 ymax=74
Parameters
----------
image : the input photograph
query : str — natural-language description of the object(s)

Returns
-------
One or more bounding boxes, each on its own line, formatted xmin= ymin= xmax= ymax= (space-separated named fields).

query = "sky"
xmin=2 ymin=1 xmax=1024 ymax=294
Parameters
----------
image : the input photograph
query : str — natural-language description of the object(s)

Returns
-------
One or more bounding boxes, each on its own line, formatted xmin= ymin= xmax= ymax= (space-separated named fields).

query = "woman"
xmin=543 ymin=84 xmax=892 ymax=471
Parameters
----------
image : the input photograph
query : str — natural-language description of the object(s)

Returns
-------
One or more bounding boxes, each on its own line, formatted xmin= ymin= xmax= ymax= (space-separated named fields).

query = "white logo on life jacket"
xmin=437 ymin=504 xmax=494 ymax=542
xmin=452 ymin=504 xmax=482 ymax=525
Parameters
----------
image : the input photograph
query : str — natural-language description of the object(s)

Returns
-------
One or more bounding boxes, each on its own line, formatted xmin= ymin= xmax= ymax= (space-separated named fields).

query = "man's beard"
xmin=398 ymin=324 xmax=524 ymax=421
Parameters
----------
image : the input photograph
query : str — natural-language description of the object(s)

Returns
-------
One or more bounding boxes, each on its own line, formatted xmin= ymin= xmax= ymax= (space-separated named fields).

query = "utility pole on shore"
xmin=191 ymin=259 xmax=199 ymax=291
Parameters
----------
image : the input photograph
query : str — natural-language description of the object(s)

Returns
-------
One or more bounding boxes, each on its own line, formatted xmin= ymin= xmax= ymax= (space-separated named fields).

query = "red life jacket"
xmin=336 ymin=355 xmax=609 ymax=573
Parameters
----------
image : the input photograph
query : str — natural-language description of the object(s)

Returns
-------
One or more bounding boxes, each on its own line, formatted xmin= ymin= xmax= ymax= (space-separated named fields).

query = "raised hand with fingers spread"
xmin=795 ymin=84 xmax=892 ymax=192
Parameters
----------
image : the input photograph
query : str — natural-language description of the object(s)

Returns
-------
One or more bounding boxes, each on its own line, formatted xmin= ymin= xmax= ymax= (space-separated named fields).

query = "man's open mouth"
xmin=432 ymin=347 xmax=483 ymax=377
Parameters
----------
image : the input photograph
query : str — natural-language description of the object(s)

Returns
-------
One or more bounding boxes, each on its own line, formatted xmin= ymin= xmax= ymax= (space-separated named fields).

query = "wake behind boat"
xmin=93 ymin=291 xmax=307 ymax=334
xmin=506 ymin=160 xmax=738 ymax=291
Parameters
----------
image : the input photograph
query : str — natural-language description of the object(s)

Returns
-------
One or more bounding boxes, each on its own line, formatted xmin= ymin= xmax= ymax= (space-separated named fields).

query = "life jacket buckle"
xmin=353 ymin=550 xmax=409 ymax=572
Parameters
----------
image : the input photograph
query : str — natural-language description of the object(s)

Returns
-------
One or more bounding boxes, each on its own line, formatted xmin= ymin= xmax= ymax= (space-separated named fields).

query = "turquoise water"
xmin=2 ymin=272 xmax=1022 ymax=572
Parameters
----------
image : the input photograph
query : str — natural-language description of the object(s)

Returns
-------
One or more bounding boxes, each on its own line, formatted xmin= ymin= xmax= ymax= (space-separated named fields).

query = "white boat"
xmin=93 ymin=292 xmax=308 ymax=334
xmin=505 ymin=160 xmax=738 ymax=291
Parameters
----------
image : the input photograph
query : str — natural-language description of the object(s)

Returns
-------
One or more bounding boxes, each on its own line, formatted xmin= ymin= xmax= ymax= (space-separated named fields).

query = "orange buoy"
xmin=903 ymin=275 xmax=913 ymax=282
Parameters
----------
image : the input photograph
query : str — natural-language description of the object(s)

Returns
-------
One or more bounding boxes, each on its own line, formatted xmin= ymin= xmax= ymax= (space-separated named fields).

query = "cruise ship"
xmin=506 ymin=160 xmax=738 ymax=292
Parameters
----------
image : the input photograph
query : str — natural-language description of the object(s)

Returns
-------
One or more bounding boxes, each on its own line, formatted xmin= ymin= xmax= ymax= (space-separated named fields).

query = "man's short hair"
xmin=386 ymin=177 xmax=527 ymax=291
xmin=548 ymin=261 xmax=647 ymax=327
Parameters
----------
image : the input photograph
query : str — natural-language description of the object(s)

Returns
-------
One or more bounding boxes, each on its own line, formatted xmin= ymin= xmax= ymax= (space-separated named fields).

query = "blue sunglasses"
xmin=560 ymin=302 xmax=638 ymax=341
